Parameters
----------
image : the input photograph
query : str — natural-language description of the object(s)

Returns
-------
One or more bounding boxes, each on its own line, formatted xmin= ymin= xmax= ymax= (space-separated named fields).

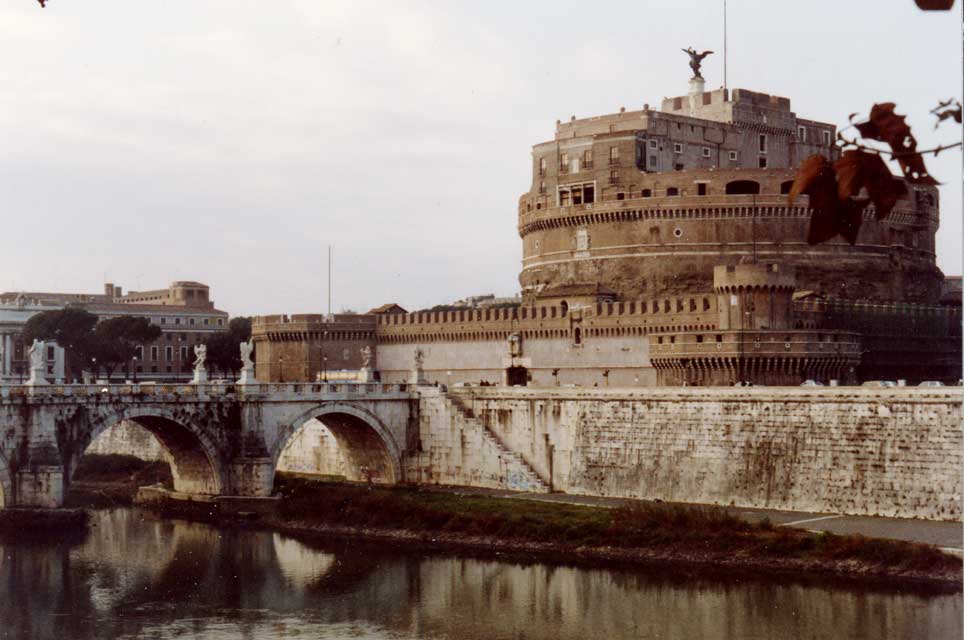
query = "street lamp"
xmin=132 ymin=356 xmax=138 ymax=384
xmin=322 ymin=355 xmax=328 ymax=382
xmin=279 ymin=356 xmax=285 ymax=383
xmin=91 ymin=357 xmax=97 ymax=383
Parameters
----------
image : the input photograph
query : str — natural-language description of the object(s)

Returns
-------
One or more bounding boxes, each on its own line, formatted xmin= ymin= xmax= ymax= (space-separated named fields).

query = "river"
xmin=0 ymin=508 xmax=959 ymax=639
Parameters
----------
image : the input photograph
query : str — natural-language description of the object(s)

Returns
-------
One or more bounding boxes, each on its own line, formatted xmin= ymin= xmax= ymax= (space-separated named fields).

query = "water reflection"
xmin=0 ymin=509 xmax=958 ymax=640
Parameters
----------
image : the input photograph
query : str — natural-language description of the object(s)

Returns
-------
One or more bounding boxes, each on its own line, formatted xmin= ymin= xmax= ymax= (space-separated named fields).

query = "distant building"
xmin=0 ymin=281 xmax=229 ymax=382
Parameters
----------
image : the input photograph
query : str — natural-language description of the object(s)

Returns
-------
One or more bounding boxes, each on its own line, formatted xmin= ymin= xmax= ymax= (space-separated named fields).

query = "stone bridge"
xmin=0 ymin=381 xmax=417 ymax=508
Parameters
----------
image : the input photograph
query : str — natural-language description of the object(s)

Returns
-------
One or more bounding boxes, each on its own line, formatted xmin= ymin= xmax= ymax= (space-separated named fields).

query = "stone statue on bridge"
xmin=360 ymin=346 xmax=372 ymax=369
xmin=411 ymin=347 xmax=426 ymax=385
xmin=191 ymin=343 xmax=208 ymax=384
xmin=26 ymin=339 xmax=47 ymax=386
xmin=237 ymin=339 xmax=256 ymax=385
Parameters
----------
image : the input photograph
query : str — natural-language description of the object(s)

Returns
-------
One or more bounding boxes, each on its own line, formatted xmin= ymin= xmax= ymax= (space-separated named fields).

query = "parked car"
xmin=800 ymin=380 xmax=824 ymax=387
xmin=861 ymin=380 xmax=896 ymax=387
xmin=918 ymin=381 xmax=945 ymax=387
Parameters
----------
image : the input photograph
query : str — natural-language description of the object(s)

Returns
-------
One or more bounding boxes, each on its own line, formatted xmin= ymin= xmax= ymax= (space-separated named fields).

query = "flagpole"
xmin=723 ymin=0 xmax=728 ymax=91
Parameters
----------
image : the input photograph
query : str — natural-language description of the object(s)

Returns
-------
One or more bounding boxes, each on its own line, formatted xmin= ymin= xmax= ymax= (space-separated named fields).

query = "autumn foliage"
xmin=788 ymin=102 xmax=956 ymax=245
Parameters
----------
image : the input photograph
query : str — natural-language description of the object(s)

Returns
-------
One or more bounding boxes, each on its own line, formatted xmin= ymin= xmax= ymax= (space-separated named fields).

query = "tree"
xmin=21 ymin=307 xmax=98 ymax=377
xmin=91 ymin=316 xmax=161 ymax=381
xmin=203 ymin=317 xmax=253 ymax=378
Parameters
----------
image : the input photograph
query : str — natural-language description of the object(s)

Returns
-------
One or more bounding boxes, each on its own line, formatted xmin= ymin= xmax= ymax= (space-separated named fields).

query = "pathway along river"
xmin=0 ymin=508 xmax=959 ymax=640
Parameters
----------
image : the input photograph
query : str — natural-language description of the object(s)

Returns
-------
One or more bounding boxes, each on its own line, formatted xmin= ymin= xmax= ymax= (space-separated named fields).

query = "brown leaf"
xmin=791 ymin=155 xmax=866 ymax=245
xmin=855 ymin=103 xmax=912 ymax=150
xmin=855 ymin=102 xmax=937 ymax=184
xmin=834 ymin=150 xmax=907 ymax=220
xmin=896 ymin=151 xmax=939 ymax=185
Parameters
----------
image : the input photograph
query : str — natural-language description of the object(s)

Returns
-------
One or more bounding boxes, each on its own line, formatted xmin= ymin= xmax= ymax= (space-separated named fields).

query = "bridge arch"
xmin=77 ymin=406 xmax=227 ymax=496
xmin=276 ymin=402 xmax=402 ymax=485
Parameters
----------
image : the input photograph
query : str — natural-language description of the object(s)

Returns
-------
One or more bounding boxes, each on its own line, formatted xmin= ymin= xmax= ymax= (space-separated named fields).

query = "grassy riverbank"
xmin=64 ymin=458 xmax=960 ymax=588
xmin=272 ymin=475 xmax=958 ymax=583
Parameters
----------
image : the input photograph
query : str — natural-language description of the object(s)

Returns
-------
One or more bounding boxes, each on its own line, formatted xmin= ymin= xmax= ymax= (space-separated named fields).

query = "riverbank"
xmin=252 ymin=475 xmax=960 ymax=590
xmin=68 ymin=460 xmax=961 ymax=590
xmin=65 ymin=453 xmax=172 ymax=508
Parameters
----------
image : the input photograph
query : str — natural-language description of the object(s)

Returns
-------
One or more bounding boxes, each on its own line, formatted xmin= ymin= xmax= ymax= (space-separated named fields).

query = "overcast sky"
xmin=2 ymin=1 xmax=960 ymax=316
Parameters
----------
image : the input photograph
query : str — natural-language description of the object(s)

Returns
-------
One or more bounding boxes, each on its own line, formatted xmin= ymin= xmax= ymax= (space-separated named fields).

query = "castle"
xmin=253 ymin=75 xmax=961 ymax=387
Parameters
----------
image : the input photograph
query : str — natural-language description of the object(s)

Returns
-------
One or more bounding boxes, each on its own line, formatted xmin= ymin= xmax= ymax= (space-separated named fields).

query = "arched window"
xmin=725 ymin=180 xmax=761 ymax=195
xmin=560 ymin=300 xmax=568 ymax=316
xmin=780 ymin=180 xmax=794 ymax=195
xmin=573 ymin=327 xmax=582 ymax=345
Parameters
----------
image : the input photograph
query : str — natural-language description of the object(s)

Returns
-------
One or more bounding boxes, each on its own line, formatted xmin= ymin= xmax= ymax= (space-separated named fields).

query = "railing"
xmin=0 ymin=381 xmax=413 ymax=400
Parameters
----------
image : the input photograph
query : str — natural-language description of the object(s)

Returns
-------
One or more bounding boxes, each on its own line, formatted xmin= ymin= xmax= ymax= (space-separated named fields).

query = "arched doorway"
xmin=276 ymin=405 xmax=402 ymax=486
xmin=72 ymin=410 xmax=226 ymax=498
xmin=725 ymin=180 xmax=761 ymax=195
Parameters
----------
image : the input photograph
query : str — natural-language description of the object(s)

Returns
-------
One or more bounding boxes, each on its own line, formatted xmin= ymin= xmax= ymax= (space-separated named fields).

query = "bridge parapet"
xmin=0 ymin=381 xmax=415 ymax=402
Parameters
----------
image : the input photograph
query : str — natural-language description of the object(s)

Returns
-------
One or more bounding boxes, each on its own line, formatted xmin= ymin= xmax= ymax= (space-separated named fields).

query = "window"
xmin=728 ymin=150 xmax=738 ymax=161
xmin=151 ymin=346 xmax=158 ymax=361
xmin=189 ymin=318 xmax=195 ymax=325
xmin=758 ymin=157 xmax=768 ymax=168
xmin=560 ymin=152 xmax=569 ymax=172
xmin=165 ymin=346 xmax=173 ymax=361
xmin=539 ymin=157 xmax=546 ymax=175
xmin=703 ymin=297 xmax=711 ymax=311
xmin=539 ymin=180 xmax=546 ymax=194
xmin=673 ymin=142 xmax=683 ymax=154
xmin=174 ymin=318 xmax=181 ymax=325
xmin=583 ymin=184 xmax=595 ymax=204
xmin=560 ymin=189 xmax=571 ymax=206
xmin=583 ymin=149 xmax=593 ymax=168
xmin=616 ymin=192 xmax=625 ymax=200
xmin=180 ymin=346 xmax=188 ymax=361
xmin=822 ymin=130 xmax=832 ymax=145
xmin=573 ymin=327 xmax=582 ymax=345
xmin=702 ymin=147 xmax=711 ymax=158
xmin=758 ymin=134 xmax=767 ymax=153
xmin=609 ymin=169 xmax=619 ymax=184
xmin=160 ymin=318 xmax=167 ymax=325
xmin=203 ymin=318 xmax=209 ymax=326
xmin=609 ymin=146 xmax=619 ymax=163
xmin=797 ymin=126 xmax=807 ymax=142
xmin=648 ymin=139 xmax=658 ymax=150
xmin=217 ymin=319 xmax=224 ymax=326
xmin=716 ymin=334 xmax=723 ymax=343
xmin=696 ymin=334 xmax=704 ymax=343
xmin=135 ymin=346 xmax=143 ymax=359
xmin=697 ymin=183 xmax=707 ymax=196
xmin=666 ymin=187 xmax=679 ymax=196
xmin=641 ymin=189 xmax=652 ymax=197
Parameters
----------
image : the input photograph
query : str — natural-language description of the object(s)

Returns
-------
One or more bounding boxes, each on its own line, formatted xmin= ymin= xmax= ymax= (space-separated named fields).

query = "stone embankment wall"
xmin=414 ymin=387 xmax=962 ymax=521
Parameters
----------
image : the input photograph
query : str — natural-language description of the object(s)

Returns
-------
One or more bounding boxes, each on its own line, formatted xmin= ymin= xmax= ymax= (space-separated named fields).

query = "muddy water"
xmin=0 ymin=508 xmax=959 ymax=639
